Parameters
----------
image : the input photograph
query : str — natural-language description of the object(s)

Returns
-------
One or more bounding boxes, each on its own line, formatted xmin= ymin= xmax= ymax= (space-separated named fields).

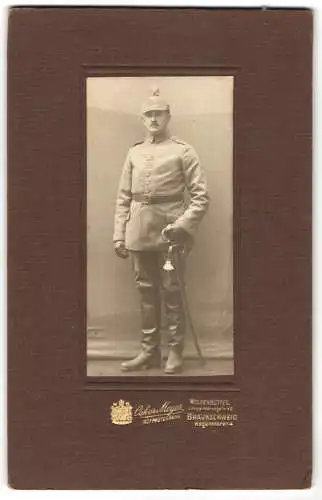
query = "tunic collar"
xmin=145 ymin=131 xmax=170 ymax=144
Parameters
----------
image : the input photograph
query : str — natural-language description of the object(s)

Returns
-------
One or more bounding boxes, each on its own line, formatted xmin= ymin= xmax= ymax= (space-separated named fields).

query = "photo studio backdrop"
xmin=87 ymin=76 xmax=233 ymax=361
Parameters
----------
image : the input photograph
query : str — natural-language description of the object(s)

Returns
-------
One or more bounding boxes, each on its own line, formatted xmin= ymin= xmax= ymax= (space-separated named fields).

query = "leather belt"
xmin=132 ymin=193 xmax=183 ymax=204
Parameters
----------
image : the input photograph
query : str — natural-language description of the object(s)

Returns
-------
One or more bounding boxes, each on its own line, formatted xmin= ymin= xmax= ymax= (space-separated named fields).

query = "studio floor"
xmin=87 ymin=357 xmax=234 ymax=377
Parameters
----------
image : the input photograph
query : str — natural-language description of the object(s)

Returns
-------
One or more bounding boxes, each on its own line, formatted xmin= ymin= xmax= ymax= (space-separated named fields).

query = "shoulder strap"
xmin=131 ymin=140 xmax=144 ymax=148
xmin=170 ymin=136 xmax=187 ymax=146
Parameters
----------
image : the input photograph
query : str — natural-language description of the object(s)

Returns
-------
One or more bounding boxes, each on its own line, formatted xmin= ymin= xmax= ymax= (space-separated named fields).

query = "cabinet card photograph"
xmin=86 ymin=76 xmax=234 ymax=377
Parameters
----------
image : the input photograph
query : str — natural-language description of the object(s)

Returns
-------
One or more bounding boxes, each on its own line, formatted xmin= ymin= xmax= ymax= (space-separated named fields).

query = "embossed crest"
xmin=110 ymin=400 xmax=133 ymax=425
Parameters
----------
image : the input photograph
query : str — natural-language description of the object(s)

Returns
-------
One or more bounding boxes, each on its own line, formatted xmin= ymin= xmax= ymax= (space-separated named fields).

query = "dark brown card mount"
xmin=8 ymin=7 xmax=312 ymax=490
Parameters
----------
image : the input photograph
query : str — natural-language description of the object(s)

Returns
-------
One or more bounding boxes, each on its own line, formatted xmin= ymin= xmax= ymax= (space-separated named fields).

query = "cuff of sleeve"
xmin=171 ymin=218 xmax=196 ymax=238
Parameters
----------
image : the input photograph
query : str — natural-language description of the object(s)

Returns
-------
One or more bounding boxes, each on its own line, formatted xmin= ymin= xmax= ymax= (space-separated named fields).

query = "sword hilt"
xmin=161 ymin=229 xmax=184 ymax=271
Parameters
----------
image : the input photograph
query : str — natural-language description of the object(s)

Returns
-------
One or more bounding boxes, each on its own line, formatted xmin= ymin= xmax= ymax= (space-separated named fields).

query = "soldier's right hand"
xmin=114 ymin=241 xmax=129 ymax=259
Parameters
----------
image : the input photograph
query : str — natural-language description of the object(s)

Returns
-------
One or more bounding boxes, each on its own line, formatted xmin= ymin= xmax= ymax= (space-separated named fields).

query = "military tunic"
xmin=113 ymin=135 xmax=209 ymax=250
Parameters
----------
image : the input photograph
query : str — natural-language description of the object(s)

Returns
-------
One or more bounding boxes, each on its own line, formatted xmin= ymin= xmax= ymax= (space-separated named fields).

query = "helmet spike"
xmin=151 ymin=86 xmax=160 ymax=97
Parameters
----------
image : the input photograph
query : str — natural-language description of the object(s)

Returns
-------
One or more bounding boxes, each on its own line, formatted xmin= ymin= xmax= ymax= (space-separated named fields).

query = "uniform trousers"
xmin=130 ymin=250 xmax=186 ymax=356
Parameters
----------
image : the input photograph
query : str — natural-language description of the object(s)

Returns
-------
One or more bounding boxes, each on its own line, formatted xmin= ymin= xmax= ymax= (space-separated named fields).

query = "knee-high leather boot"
xmin=121 ymin=252 xmax=161 ymax=372
xmin=161 ymin=252 xmax=186 ymax=374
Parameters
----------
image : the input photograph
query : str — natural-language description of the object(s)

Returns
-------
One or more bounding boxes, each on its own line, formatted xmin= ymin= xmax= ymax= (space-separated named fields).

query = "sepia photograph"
xmin=86 ymin=76 xmax=234 ymax=377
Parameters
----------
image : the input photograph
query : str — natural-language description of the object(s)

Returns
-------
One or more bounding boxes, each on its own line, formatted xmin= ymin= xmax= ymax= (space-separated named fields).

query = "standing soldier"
xmin=113 ymin=88 xmax=209 ymax=374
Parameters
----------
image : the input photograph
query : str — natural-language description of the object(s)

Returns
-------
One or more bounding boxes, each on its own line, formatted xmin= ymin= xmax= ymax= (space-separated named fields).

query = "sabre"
xmin=161 ymin=229 xmax=206 ymax=366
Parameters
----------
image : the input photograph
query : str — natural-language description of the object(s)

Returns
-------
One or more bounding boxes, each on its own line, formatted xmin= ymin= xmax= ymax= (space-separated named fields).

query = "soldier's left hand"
xmin=162 ymin=224 xmax=190 ymax=245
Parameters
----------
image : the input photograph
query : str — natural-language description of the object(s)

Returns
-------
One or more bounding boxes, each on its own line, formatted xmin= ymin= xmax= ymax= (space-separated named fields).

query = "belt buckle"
xmin=142 ymin=193 xmax=150 ymax=205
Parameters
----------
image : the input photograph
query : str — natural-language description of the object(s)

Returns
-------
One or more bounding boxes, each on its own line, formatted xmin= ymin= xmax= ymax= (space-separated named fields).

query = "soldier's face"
xmin=142 ymin=110 xmax=170 ymax=135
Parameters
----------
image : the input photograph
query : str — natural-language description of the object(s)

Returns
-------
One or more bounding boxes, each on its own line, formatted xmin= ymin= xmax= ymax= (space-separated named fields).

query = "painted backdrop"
xmin=87 ymin=76 xmax=233 ymax=360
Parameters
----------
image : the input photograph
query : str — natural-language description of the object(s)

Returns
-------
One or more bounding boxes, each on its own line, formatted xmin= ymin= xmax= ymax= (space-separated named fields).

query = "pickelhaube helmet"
xmin=141 ymin=87 xmax=170 ymax=114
